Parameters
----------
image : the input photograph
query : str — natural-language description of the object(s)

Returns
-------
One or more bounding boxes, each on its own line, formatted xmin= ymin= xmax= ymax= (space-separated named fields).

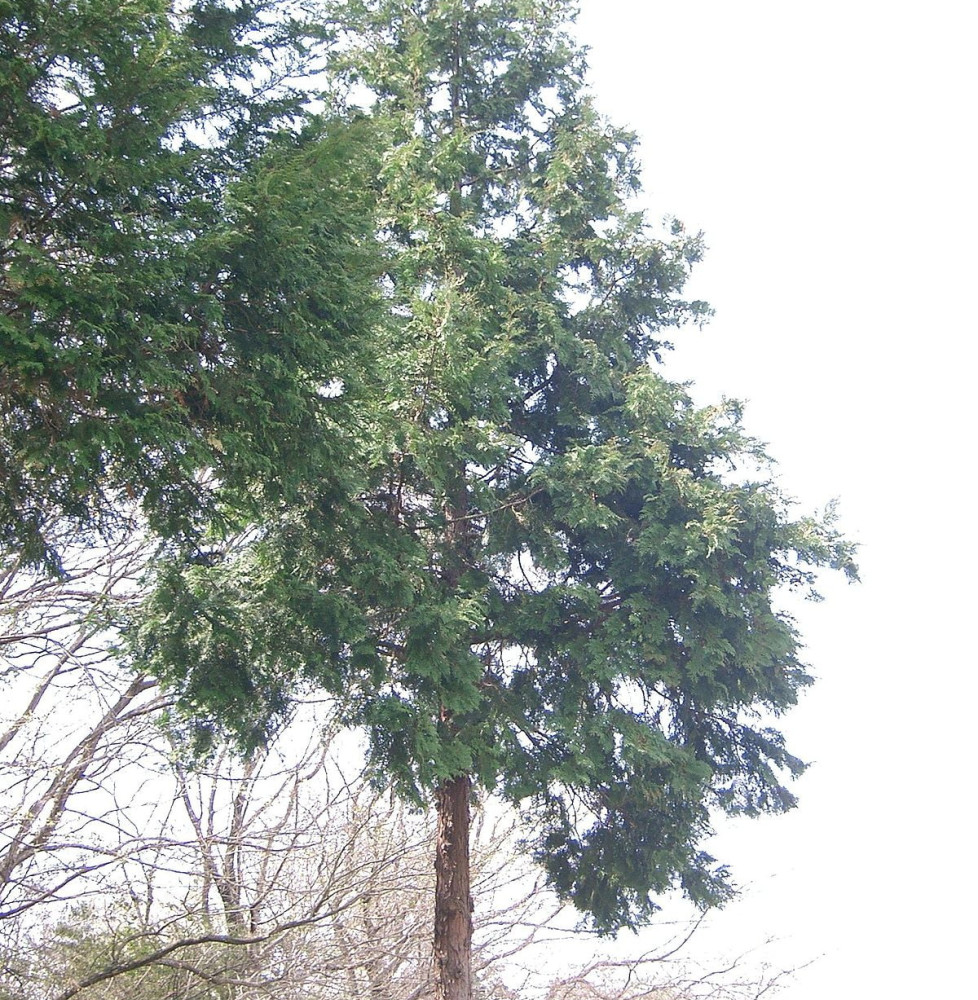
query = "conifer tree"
xmin=0 ymin=0 xmax=378 ymax=566
xmin=134 ymin=3 xmax=856 ymax=998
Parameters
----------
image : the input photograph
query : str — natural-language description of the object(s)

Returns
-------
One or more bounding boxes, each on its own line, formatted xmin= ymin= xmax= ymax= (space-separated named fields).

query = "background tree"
xmin=133 ymin=3 xmax=856 ymax=999
xmin=0 ymin=0 xmax=378 ymax=567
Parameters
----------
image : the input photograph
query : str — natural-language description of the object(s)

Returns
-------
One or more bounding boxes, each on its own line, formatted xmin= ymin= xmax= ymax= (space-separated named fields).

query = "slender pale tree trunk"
xmin=433 ymin=773 xmax=473 ymax=1000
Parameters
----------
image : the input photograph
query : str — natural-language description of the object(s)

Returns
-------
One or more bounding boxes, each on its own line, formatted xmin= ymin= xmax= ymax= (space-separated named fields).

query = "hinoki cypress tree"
xmin=134 ymin=3 xmax=856 ymax=999
xmin=0 ymin=0 xmax=378 ymax=567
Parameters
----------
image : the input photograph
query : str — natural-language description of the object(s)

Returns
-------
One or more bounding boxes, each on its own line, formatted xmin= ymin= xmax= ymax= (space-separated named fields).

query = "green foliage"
xmin=0 ymin=0 xmax=379 ymax=567
xmin=18 ymin=904 xmax=243 ymax=1000
xmin=133 ymin=0 xmax=857 ymax=936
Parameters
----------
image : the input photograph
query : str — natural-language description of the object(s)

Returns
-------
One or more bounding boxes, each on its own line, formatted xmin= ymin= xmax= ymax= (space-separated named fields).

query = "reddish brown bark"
xmin=433 ymin=773 xmax=473 ymax=1000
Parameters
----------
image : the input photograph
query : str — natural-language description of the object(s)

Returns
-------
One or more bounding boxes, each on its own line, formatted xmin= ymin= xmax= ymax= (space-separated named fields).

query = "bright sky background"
xmin=573 ymin=1 xmax=977 ymax=996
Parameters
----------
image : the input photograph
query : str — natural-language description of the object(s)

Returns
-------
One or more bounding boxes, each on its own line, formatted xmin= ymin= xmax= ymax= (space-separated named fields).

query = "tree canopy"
xmin=134 ymin=0 xmax=856 ymax=944
xmin=0 ymin=0 xmax=379 ymax=567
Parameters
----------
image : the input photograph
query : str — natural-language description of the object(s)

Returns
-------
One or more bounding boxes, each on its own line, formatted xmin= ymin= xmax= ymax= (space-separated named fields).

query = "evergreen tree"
xmin=134 ymin=3 xmax=856 ymax=998
xmin=0 ymin=0 xmax=378 ymax=567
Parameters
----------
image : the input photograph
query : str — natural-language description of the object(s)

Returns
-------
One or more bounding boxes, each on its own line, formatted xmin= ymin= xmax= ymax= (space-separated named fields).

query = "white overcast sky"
xmin=573 ymin=1 xmax=977 ymax=997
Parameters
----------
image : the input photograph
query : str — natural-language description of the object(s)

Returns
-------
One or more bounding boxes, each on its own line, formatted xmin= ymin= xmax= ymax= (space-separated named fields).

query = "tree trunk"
xmin=433 ymin=773 xmax=473 ymax=1000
